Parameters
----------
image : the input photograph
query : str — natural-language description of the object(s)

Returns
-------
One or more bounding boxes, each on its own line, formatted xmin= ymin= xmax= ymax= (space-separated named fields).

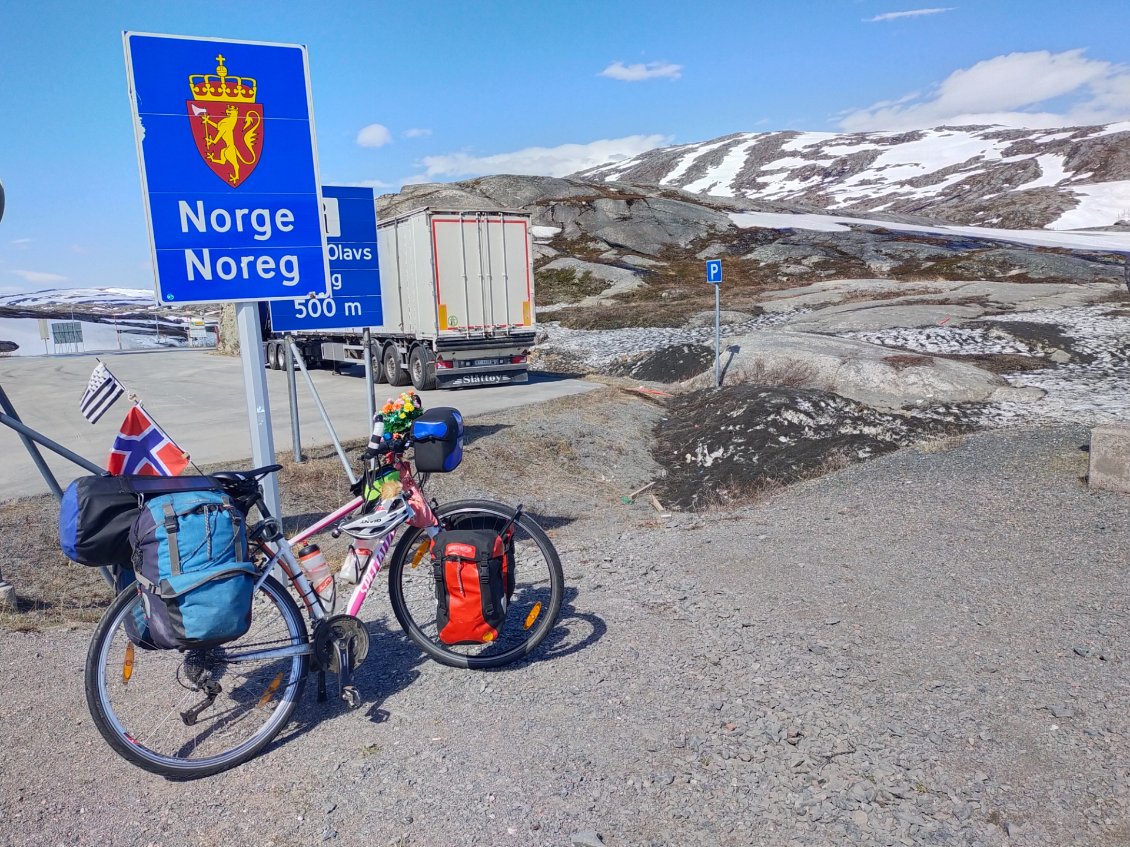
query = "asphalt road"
xmin=0 ymin=349 xmax=596 ymax=499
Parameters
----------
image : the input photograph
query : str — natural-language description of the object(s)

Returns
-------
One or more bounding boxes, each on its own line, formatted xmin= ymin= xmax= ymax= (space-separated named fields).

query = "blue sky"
xmin=2 ymin=0 xmax=1130 ymax=295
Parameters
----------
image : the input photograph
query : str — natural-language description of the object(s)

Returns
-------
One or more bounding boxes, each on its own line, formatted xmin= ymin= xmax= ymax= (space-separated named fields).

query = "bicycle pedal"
xmin=340 ymin=685 xmax=362 ymax=710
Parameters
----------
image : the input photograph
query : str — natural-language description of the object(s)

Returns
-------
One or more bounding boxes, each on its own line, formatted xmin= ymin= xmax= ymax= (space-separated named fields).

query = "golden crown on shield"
xmin=188 ymin=54 xmax=257 ymax=103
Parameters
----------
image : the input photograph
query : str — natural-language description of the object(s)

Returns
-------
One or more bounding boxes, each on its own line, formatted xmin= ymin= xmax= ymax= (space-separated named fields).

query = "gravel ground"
xmin=1 ymin=416 xmax=1127 ymax=847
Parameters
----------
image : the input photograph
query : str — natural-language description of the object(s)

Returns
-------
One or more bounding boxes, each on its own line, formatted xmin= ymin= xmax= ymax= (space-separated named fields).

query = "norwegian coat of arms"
xmin=186 ymin=54 xmax=263 ymax=187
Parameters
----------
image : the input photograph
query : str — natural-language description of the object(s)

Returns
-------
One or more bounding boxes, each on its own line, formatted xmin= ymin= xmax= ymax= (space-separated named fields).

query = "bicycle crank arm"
xmin=334 ymin=639 xmax=362 ymax=709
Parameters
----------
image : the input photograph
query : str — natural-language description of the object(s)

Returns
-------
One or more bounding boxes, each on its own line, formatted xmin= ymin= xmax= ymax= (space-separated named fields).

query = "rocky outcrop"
xmin=378 ymin=172 xmax=1126 ymax=295
xmin=682 ymin=329 xmax=1043 ymax=409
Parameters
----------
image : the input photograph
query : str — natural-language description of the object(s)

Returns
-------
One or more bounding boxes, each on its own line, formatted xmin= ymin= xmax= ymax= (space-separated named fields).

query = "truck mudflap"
xmin=435 ymin=367 xmax=529 ymax=389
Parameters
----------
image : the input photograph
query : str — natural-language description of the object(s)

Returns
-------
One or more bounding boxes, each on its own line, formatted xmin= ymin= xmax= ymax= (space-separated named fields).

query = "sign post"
xmin=706 ymin=260 xmax=723 ymax=388
xmin=124 ymin=32 xmax=330 ymax=518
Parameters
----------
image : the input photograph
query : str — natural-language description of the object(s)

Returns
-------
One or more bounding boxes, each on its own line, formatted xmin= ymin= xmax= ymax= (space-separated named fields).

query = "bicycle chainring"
xmin=312 ymin=614 xmax=370 ymax=673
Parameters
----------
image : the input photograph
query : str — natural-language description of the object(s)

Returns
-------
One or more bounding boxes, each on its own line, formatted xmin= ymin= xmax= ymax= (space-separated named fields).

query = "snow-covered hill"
xmin=575 ymin=123 xmax=1130 ymax=231
xmin=0 ymin=287 xmax=156 ymax=311
xmin=0 ymin=287 xmax=217 ymax=357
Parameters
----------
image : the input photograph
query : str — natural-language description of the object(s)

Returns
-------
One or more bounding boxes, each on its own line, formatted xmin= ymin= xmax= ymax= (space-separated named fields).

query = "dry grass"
xmin=938 ymin=353 xmax=1051 ymax=374
xmin=692 ymin=357 xmax=820 ymax=391
xmin=534 ymin=267 xmax=610 ymax=306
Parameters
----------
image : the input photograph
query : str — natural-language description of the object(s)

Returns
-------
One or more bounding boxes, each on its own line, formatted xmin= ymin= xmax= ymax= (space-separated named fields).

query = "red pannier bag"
xmin=432 ymin=528 xmax=511 ymax=645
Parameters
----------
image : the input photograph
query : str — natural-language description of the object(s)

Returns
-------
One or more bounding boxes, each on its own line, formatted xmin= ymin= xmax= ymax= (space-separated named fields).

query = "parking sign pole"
xmin=236 ymin=303 xmax=281 ymax=518
xmin=715 ymin=282 xmax=721 ymax=388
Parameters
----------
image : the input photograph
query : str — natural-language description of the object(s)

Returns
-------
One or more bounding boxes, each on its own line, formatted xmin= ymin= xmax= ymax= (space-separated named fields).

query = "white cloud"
xmin=839 ymin=50 xmax=1130 ymax=131
xmin=356 ymin=123 xmax=392 ymax=148
xmin=9 ymin=238 xmax=32 ymax=247
xmin=403 ymin=128 xmax=432 ymax=138
xmin=865 ymin=8 xmax=954 ymax=22
xmin=599 ymin=61 xmax=682 ymax=82
xmin=419 ymin=135 xmax=673 ymax=179
xmin=11 ymin=269 xmax=67 ymax=283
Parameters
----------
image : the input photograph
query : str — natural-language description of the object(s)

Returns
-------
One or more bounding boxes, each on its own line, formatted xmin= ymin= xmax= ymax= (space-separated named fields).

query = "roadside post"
xmin=362 ymin=328 xmax=376 ymax=426
xmin=706 ymin=260 xmax=723 ymax=387
xmin=285 ymin=333 xmax=303 ymax=463
xmin=123 ymin=33 xmax=332 ymax=518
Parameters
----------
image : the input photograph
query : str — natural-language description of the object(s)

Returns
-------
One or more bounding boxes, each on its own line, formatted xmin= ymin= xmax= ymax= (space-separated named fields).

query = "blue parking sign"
xmin=706 ymin=260 xmax=723 ymax=284
xmin=124 ymin=32 xmax=330 ymax=304
xmin=269 ymin=186 xmax=383 ymax=332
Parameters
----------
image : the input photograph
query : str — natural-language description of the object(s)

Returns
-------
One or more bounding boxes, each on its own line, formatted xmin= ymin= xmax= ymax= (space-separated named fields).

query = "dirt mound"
xmin=653 ymin=385 xmax=963 ymax=510
xmin=607 ymin=343 xmax=714 ymax=382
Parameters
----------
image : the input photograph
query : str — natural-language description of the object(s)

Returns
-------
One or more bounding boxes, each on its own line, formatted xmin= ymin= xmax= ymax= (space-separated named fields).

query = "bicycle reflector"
xmin=524 ymin=602 xmax=542 ymax=630
xmin=410 ymin=540 xmax=429 ymax=569
xmin=258 ymin=672 xmax=284 ymax=708
xmin=122 ymin=643 xmax=135 ymax=684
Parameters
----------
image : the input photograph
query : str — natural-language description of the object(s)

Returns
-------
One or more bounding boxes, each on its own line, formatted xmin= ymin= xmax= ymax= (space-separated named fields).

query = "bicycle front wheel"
xmin=84 ymin=576 xmax=310 ymax=779
xmin=388 ymin=499 xmax=564 ymax=669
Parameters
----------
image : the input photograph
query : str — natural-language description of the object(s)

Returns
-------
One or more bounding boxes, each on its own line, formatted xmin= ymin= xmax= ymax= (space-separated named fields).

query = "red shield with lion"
xmin=186 ymin=100 xmax=264 ymax=188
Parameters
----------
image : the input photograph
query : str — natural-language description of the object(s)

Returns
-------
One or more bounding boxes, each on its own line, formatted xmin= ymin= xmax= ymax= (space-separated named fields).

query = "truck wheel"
xmin=267 ymin=341 xmax=281 ymax=370
xmin=373 ymin=353 xmax=388 ymax=384
xmin=383 ymin=345 xmax=409 ymax=387
xmin=409 ymin=346 xmax=437 ymax=392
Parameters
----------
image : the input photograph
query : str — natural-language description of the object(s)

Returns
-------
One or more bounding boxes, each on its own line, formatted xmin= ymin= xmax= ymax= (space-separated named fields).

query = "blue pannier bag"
xmin=131 ymin=489 xmax=257 ymax=650
xmin=411 ymin=407 xmax=464 ymax=473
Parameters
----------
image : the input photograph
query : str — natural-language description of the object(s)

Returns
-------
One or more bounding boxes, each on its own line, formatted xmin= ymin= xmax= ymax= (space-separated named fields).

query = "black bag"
xmin=432 ymin=528 xmax=509 ymax=645
xmin=411 ymin=408 xmax=464 ymax=473
xmin=58 ymin=475 xmax=222 ymax=568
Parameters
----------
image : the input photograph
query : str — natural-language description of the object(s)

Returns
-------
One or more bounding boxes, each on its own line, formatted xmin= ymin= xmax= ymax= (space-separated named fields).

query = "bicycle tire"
xmin=387 ymin=499 xmax=564 ymax=669
xmin=84 ymin=576 xmax=309 ymax=779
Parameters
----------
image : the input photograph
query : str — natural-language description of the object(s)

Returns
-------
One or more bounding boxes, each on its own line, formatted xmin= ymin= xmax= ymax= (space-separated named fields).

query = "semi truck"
xmin=264 ymin=207 xmax=537 ymax=390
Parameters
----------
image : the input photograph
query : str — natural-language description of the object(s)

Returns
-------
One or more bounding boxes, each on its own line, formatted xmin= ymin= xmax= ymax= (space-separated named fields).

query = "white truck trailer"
xmin=265 ymin=207 xmax=537 ymax=390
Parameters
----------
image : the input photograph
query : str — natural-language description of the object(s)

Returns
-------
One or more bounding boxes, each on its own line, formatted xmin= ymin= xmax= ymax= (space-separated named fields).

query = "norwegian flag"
xmin=107 ymin=405 xmax=189 ymax=476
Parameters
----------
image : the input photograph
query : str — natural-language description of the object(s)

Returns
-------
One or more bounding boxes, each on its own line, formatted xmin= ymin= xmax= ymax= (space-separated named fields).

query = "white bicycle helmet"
xmin=338 ymin=494 xmax=413 ymax=540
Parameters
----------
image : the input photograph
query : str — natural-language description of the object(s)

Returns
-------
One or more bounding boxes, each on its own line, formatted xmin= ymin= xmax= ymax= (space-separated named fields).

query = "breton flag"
xmin=107 ymin=405 xmax=190 ymax=476
xmin=79 ymin=361 xmax=124 ymax=424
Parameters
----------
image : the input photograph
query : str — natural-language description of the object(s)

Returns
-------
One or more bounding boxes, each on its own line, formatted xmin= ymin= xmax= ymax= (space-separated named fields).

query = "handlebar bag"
xmin=432 ymin=528 xmax=509 ymax=645
xmin=131 ymin=489 xmax=256 ymax=650
xmin=411 ymin=408 xmax=464 ymax=473
xmin=58 ymin=474 xmax=220 ymax=568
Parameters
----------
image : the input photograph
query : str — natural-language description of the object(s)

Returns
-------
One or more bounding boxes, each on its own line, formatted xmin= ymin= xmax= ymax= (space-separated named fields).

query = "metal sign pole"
xmin=285 ymin=333 xmax=303 ymax=464
xmin=236 ymin=304 xmax=282 ymax=519
xmin=289 ymin=339 xmax=357 ymax=485
xmin=715 ymin=283 xmax=721 ymax=389
xmin=363 ymin=329 xmax=376 ymax=428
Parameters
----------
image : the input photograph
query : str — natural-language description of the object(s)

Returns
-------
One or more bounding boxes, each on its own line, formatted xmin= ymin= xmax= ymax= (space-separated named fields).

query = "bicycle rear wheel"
xmin=84 ymin=576 xmax=309 ymax=779
xmin=388 ymin=499 xmax=564 ymax=669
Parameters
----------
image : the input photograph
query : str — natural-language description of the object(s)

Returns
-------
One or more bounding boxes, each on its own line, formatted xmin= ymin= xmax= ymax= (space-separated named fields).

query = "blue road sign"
xmin=706 ymin=259 xmax=723 ymax=284
xmin=123 ymin=32 xmax=330 ymax=305
xmin=269 ymin=186 xmax=383 ymax=332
